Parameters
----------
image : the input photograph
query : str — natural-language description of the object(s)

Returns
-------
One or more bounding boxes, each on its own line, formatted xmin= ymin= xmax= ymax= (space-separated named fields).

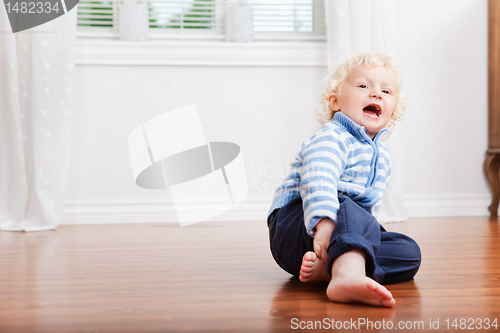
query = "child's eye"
xmin=382 ymin=90 xmax=391 ymax=94
xmin=358 ymin=84 xmax=367 ymax=89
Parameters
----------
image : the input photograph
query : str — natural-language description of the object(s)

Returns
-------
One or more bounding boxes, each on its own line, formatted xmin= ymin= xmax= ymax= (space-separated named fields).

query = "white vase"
xmin=119 ymin=2 xmax=149 ymax=41
xmin=226 ymin=5 xmax=254 ymax=43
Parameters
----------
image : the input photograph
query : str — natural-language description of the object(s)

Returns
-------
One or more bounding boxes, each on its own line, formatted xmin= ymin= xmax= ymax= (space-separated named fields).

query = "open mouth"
xmin=363 ymin=104 xmax=381 ymax=119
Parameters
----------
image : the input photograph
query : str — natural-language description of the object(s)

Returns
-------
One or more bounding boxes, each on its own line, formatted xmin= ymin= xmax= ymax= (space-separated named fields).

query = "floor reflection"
xmin=267 ymin=277 xmax=422 ymax=332
xmin=0 ymin=229 xmax=65 ymax=330
xmin=487 ymin=217 xmax=500 ymax=310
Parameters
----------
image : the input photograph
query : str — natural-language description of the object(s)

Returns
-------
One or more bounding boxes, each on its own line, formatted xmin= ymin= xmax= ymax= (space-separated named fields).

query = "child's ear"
xmin=328 ymin=94 xmax=340 ymax=111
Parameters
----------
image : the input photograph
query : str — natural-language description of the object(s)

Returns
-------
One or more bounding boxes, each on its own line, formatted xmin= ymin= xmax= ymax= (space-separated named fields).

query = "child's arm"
xmin=371 ymin=145 xmax=392 ymax=217
xmin=299 ymin=129 xmax=348 ymax=237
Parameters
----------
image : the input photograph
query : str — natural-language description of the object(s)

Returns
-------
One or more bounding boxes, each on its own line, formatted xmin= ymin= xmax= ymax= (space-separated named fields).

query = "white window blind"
xmin=77 ymin=0 xmax=326 ymax=41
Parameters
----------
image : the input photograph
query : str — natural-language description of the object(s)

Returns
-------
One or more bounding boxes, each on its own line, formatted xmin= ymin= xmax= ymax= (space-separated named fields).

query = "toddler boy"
xmin=267 ymin=52 xmax=421 ymax=307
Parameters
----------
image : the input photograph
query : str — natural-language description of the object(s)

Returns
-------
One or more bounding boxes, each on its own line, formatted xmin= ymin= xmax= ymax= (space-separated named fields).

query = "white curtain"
xmin=324 ymin=0 xmax=408 ymax=222
xmin=0 ymin=10 xmax=76 ymax=231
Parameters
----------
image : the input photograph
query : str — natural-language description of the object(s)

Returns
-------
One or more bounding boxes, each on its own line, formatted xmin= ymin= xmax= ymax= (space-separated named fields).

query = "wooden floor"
xmin=1 ymin=217 xmax=500 ymax=332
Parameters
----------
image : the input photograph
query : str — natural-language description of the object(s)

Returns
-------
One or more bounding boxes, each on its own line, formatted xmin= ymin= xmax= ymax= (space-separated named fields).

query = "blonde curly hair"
xmin=317 ymin=52 xmax=407 ymax=132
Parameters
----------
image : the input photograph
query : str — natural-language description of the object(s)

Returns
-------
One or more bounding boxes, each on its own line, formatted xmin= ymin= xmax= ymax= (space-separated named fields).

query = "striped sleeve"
xmin=299 ymin=129 xmax=348 ymax=236
xmin=371 ymin=144 xmax=392 ymax=217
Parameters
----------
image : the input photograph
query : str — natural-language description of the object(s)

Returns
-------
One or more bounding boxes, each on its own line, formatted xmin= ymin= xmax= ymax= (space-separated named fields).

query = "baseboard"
xmin=61 ymin=194 xmax=492 ymax=225
xmin=61 ymin=198 xmax=272 ymax=225
xmin=404 ymin=194 xmax=491 ymax=218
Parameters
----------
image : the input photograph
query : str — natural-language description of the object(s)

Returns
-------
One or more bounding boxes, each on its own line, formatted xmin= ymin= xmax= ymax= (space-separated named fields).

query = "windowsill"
xmin=75 ymin=38 xmax=328 ymax=67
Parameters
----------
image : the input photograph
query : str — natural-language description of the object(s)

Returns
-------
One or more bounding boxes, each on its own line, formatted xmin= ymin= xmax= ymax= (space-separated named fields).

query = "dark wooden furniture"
xmin=485 ymin=0 xmax=500 ymax=216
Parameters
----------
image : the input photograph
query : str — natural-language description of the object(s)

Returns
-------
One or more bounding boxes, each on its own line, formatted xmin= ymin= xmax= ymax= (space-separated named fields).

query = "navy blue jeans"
xmin=268 ymin=196 xmax=421 ymax=284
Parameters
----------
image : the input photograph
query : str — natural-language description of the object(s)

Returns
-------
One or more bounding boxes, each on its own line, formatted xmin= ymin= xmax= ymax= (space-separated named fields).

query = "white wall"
xmin=395 ymin=0 xmax=489 ymax=215
xmin=67 ymin=66 xmax=327 ymax=223
xmin=64 ymin=0 xmax=489 ymax=224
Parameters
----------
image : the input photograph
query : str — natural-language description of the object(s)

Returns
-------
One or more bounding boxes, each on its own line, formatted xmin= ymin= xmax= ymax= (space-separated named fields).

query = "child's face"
xmin=330 ymin=65 xmax=397 ymax=138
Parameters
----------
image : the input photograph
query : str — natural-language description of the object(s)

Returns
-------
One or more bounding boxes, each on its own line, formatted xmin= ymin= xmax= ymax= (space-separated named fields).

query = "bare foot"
xmin=327 ymin=275 xmax=395 ymax=307
xmin=326 ymin=249 xmax=395 ymax=307
xmin=299 ymin=251 xmax=330 ymax=282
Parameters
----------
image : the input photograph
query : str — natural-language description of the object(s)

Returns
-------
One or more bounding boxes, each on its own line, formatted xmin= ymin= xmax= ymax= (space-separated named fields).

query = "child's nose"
xmin=370 ymin=90 xmax=382 ymax=99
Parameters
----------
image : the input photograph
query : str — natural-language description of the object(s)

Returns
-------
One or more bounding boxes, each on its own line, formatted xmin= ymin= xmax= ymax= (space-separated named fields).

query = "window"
xmin=76 ymin=0 xmax=326 ymax=41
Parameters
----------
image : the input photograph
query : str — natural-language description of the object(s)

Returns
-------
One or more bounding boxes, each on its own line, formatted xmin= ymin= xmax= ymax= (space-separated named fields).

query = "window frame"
xmin=75 ymin=0 xmax=327 ymax=67
xmin=74 ymin=38 xmax=327 ymax=67
xmin=76 ymin=0 xmax=326 ymax=40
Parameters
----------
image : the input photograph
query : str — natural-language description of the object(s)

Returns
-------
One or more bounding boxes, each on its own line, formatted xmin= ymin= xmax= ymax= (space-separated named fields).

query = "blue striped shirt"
xmin=268 ymin=112 xmax=391 ymax=236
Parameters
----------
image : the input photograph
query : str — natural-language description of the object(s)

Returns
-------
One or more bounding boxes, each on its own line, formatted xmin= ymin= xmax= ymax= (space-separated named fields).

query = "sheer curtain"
xmin=0 ymin=10 xmax=76 ymax=231
xmin=324 ymin=0 xmax=408 ymax=222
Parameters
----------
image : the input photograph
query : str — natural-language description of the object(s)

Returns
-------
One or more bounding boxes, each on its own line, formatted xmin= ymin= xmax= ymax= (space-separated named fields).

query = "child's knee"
xmin=377 ymin=233 xmax=422 ymax=284
xmin=405 ymin=236 xmax=422 ymax=265
xmin=399 ymin=237 xmax=422 ymax=281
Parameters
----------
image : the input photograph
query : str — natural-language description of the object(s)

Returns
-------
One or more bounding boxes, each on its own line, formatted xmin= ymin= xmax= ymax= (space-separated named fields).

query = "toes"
xmin=300 ymin=271 xmax=311 ymax=278
xmin=301 ymin=265 xmax=313 ymax=273
xmin=384 ymin=289 xmax=393 ymax=299
xmin=371 ymin=283 xmax=394 ymax=306
xmin=299 ymin=272 xmax=311 ymax=282
xmin=381 ymin=298 xmax=396 ymax=308
xmin=302 ymin=260 xmax=314 ymax=268
xmin=301 ymin=252 xmax=317 ymax=268
xmin=376 ymin=285 xmax=393 ymax=299
xmin=303 ymin=251 xmax=316 ymax=262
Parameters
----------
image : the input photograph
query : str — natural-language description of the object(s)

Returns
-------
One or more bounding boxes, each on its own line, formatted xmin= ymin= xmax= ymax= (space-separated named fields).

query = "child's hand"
xmin=313 ymin=218 xmax=335 ymax=265
xmin=313 ymin=241 xmax=328 ymax=264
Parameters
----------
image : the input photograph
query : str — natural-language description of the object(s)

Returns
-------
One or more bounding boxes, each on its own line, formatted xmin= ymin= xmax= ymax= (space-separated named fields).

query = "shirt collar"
xmin=333 ymin=112 xmax=389 ymax=142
